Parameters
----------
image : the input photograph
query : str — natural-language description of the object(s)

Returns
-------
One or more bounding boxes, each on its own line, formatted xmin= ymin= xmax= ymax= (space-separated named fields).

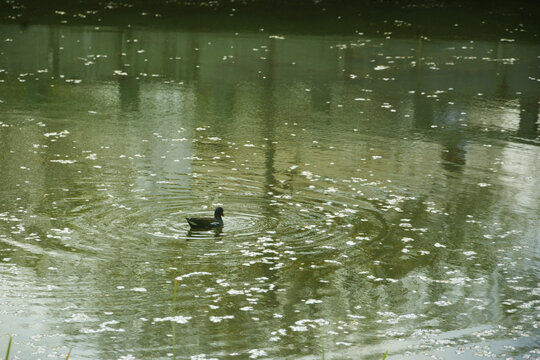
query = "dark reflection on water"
xmin=0 ymin=21 xmax=539 ymax=360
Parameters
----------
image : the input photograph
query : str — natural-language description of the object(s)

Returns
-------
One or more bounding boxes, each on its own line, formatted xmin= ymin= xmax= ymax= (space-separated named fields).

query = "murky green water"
xmin=0 ymin=20 xmax=539 ymax=360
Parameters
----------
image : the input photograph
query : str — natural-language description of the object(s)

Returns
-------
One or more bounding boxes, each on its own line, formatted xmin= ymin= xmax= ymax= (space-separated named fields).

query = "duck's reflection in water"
xmin=186 ymin=228 xmax=223 ymax=239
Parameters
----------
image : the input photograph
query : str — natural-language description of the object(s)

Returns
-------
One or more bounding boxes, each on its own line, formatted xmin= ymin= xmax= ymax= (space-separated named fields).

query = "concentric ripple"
xmin=0 ymin=163 xmax=391 ymax=270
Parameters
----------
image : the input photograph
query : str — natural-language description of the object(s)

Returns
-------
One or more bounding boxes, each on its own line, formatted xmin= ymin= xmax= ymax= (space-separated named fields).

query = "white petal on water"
xmin=209 ymin=315 xmax=234 ymax=323
xmin=248 ymin=349 xmax=267 ymax=359
xmin=118 ymin=355 xmax=138 ymax=360
xmin=434 ymin=300 xmax=453 ymax=307
xmin=191 ymin=355 xmax=219 ymax=360
xmin=153 ymin=315 xmax=192 ymax=324
xmin=130 ymin=287 xmax=147 ymax=292
xmin=50 ymin=159 xmax=77 ymax=164
xmin=44 ymin=130 xmax=70 ymax=138
xmin=81 ymin=320 xmax=125 ymax=334
xmin=64 ymin=313 xmax=91 ymax=323
xmin=176 ymin=272 xmax=212 ymax=281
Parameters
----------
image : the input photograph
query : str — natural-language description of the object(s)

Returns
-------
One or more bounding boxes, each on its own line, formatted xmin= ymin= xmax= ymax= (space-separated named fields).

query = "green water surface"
xmin=0 ymin=8 xmax=539 ymax=360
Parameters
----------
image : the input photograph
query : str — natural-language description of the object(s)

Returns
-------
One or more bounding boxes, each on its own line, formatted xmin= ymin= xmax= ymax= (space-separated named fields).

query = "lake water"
xmin=0 ymin=17 xmax=539 ymax=360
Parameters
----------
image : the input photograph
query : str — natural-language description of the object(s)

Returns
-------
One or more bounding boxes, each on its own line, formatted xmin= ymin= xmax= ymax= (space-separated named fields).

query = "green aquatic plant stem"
xmin=173 ymin=279 xmax=178 ymax=311
xmin=320 ymin=337 xmax=325 ymax=360
xmin=172 ymin=279 xmax=178 ymax=360
xmin=4 ymin=337 xmax=71 ymax=360
xmin=5 ymin=336 xmax=12 ymax=360
xmin=382 ymin=349 xmax=388 ymax=359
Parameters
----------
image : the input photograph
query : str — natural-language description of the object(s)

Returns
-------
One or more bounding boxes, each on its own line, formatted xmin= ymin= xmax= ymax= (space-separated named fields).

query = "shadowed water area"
xmin=0 ymin=2 xmax=539 ymax=359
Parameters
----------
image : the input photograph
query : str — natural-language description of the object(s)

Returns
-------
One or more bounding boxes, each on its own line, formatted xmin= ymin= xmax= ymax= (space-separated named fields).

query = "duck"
xmin=186 ymin=207 xmax=224 ymax=229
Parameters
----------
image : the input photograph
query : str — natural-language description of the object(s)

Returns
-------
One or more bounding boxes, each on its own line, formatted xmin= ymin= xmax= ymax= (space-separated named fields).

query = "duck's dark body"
xmin=186 ymin=207 xmax=224 ymax=229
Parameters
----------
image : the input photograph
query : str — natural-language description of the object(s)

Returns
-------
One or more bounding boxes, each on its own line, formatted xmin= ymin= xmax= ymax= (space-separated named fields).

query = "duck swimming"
xmin=186 ymin=207 xmax=224 ymax=229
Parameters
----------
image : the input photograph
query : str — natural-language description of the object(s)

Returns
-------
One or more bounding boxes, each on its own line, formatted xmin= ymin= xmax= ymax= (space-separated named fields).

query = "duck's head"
xmin=214 ymin=207 xmax=224 ymax=219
